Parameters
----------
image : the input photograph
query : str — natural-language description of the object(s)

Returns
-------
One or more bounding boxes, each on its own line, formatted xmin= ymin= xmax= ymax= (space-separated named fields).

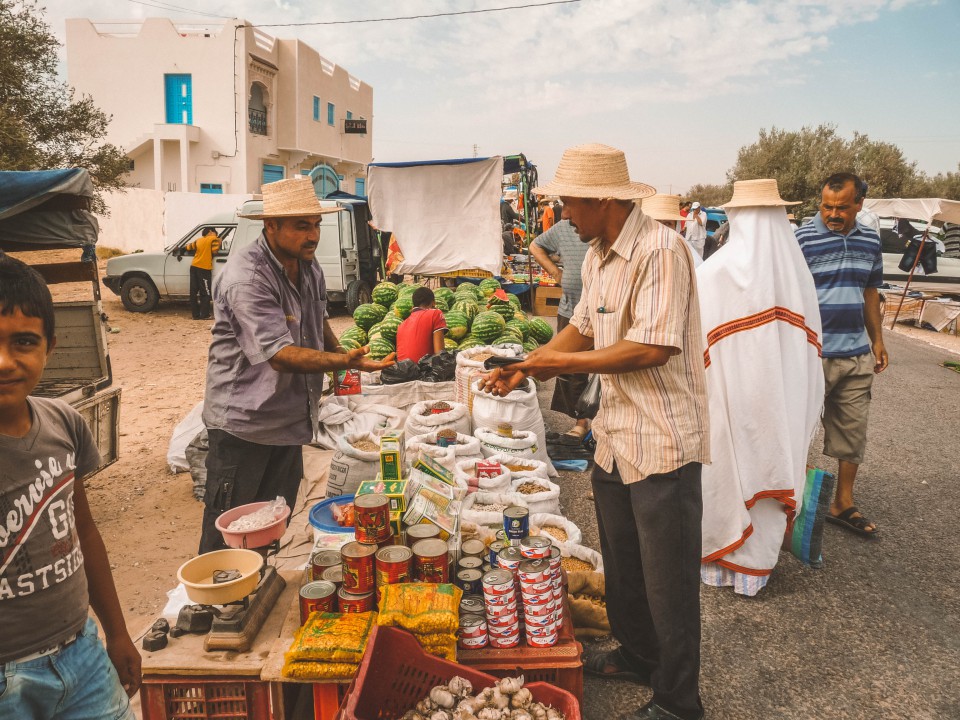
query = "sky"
xmin=44 ymin=0 xmax=960 ymax=194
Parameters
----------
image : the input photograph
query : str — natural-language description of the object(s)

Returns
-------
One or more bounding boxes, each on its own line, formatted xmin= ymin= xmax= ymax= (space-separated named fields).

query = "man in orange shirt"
xmin=185 ymin=227 xmax=221 ymax=320
xmin=540 ymin=199 xmax=555 ymax=233
xmin=395 ymin=287 xmax=447 ymax=362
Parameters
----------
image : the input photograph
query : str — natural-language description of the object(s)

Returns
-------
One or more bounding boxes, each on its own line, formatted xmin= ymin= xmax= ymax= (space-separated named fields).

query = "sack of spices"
xmin=461 ymin=491 xmax=529 ymax=526
xmin=484 ymin=453 xmax=550 ymax=480
xmin=510 ymin=476 xmax=561 ymax=515
xmin=326 ymin=432 xmax=382 ymax=498
xmin=454 ymin=345 xmax=522 ymax=411
xmin=403 ymin=400 xmax=472 ymax=439
xmin=529 ymin=513 xmax=583 ymax=546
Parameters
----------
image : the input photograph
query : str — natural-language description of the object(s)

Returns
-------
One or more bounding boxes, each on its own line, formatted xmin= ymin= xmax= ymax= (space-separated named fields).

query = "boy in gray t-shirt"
xmin=0 ymin=255 xmax=140 ymax=717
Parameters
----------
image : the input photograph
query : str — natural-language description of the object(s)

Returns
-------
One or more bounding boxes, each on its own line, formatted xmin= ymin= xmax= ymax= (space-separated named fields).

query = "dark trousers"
xmin=189 ymin=266 xmax=212 ymax=319
xmin=550 ymin=314 xmax=590 ymax=418
xmin=198 ymin=429 xmax=303 ymax=554
xmin=592 ymin=461 xmax=703 ymax=719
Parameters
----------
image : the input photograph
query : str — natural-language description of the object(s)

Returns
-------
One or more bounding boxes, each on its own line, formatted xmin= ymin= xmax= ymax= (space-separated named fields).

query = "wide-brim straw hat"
xmin=641 ymin=194 xmax=686 ymax=222
xmin=534 ymin=144 xmax=656 ymax=200
xmin=239 ymin=177 xmax=342 ymax=219
xmin=722 ymin=179 xmax=800 ymax=208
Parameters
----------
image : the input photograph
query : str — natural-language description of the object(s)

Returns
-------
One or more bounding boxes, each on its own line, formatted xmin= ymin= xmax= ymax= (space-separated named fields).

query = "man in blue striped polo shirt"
xmin=796 ymin=173 xmax=889 ymax=538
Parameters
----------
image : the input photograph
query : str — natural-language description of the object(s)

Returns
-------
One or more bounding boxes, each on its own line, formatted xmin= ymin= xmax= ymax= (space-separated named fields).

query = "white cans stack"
xmin=481 ymin=567 xmax=521 ymax=648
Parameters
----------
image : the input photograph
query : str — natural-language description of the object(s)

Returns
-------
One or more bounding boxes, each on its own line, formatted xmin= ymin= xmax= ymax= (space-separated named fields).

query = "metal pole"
xmin=890 ymin=227 xmax=930 ymax=329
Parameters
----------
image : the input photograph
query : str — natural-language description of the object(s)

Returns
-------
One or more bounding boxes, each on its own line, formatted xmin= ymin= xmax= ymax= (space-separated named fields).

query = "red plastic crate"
xmin=140 ymin=677 xmax=271 ymax=720
xmin=338 ymin=625 xmax=580 ymax=720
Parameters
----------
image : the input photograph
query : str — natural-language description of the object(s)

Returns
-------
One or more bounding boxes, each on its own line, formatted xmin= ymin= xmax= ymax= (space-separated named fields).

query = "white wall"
xmin=164 ymin=192 xmax=253 ymax=242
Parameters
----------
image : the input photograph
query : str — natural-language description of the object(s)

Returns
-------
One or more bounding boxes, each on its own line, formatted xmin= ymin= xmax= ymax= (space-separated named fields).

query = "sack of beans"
xmin=529 ymin=513 xmax=583 ymax=546
xmin=510 ymin=476 xmax=561 ymax=515
xmin=326 ymin=432 xmax=381 ymax=498
xmin=405 ymin=431 xmax=483 ymax=474
xmin=403 ymin=400 xmax=472 ymax=439
xmin=461 ymin=491 xmax=529 ymax=526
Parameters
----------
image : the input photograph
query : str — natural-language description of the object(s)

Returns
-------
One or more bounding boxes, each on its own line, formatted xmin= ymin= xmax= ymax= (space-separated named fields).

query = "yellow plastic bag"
xmin=281 ymin=660 xmax=358 ymax=681
xmin=377 ymin=583 xmax=462 ymax=635
xmin=285 ymin=611 xmax=377 ymax=665
xmin=416 ymin=632 xmax=457 ymax=661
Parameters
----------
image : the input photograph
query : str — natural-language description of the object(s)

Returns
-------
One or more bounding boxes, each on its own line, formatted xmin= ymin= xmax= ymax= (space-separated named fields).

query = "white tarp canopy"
xmin=863 ymin=198 xmax=960 ymax=226
xmin=368 ymin=157 xmax=503 ymax=275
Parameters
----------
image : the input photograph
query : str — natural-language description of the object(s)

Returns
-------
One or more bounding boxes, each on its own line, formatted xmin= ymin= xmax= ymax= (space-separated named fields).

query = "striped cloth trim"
xmin=703 ymin=306 xmax=821 ymax=368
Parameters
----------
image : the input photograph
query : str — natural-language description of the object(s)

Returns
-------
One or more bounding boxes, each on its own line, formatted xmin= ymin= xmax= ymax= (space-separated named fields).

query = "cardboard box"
xmin=389 ymin=510 xmax=403 ymax=538
xmin=356 ymin=477 xmax=408 ymax=513
xmin=379 ymin=437 xmax=403 ymax=481
xmin=534 ymin=285 xmax=562 ymax=317
xmin=412 ymin=452 xmax=455 ymax=485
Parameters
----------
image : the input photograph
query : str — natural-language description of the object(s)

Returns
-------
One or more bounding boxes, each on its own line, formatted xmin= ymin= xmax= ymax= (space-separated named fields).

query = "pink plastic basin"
xmin=215 ymin=501 xmax=291 ymax=549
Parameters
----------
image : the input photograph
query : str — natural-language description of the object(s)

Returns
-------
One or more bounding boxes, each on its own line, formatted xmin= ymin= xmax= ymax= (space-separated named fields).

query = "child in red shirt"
xmin=395 ymin=287 xmax=447 ymax=362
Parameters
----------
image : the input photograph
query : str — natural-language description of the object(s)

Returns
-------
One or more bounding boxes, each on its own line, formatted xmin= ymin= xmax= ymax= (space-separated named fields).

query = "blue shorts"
xmin=0 ymin=618 xmax=133 ymax=720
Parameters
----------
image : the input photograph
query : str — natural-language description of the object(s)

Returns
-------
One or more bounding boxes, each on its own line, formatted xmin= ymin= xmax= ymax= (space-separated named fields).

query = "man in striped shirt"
xmin=483 ymin=144 xmax=710 ymax=720
xmin=796 ymin=173 xmax=889 ymax=538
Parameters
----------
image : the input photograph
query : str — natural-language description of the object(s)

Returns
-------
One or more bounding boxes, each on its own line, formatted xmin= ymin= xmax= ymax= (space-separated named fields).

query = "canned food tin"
xmin=375 ymin=545 xmax=413 ymax=587
xmin=457 ymin=568 xmax=483 ymax=595
xmin=551 ymin=575 xmax=564 ymax=590
xmin=354 ymin=494 xmax=392 ymax=544
xmin=340 ymin=541 xmax=377 ymax=594
xmin=482 ymin=568 xmax=515 ymax=596
xmin=460 ymin=595 xmax=485 ymax=617
xmin=488 ymin=633 xmax=520 ymax=649
xmin=299 ymin=580 xmax=336 ymax=623
xmin=548 ymin=545 xmax=562 ymax=573
xmin=459 ymin=634 xmax=489 ymax=649
xmin=517 ymin=558 xmax=551 ymax=584
xmin=484 ymin=594 xmax=517 ymax=613
xmin=337 ymin=587 xmax=375 ymax=613
xmin=497 ymin=545 xmax=524 ymax=573
xmin=526 ymin=631 xmax=558 ymax=648
xmin=503 ymin=506 xmax=530 ymax=541
xmin=523 ymin=599 xmax=556 ymax=618
xmin=458 ymin=614 xmax=488 ymax=639
xmin=526 ymin=622 xmax=559 ymax=638
xmin=405 ymin=523 xmax=441 ymax=545
xmin=495 ymin=529 xmax=510 ymax=544
xmin=488 ymin=540 xmax=507 ymax=566
xmin=521 ymin=586 xmax=553 ymax=604
xmin=520 ymin=578 xmax=553 ymax=595
xmin=552 ymin=587 xmax=565 ymax=603
xmin=461 ymin=538 xmax=486 ymax=558
xmin=487 ymin=620 xmax=521 ymax=638
xmin=523 ymin=609 xmax=556 ymax=627
xmin=519 ymin=536 xmax=553 ymax=560
xmin=412 ymin=538 xmax=450 ymax=583
xmin=457 ymin=555 xmax=484 ymax=571
xmin=486 ymin=610 xmax=519 ymax=629
xmin=482 ymin=562 xmax=493 ymax=574
xmin=320 ymin=565 xmax=342 ymax=586
xmin=310 ymin=550 xmax=341 ymax=581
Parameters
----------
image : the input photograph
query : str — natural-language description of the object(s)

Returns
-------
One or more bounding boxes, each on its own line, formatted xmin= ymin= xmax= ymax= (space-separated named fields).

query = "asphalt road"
xmin=538 ymin=330 xmax=960 ymax=720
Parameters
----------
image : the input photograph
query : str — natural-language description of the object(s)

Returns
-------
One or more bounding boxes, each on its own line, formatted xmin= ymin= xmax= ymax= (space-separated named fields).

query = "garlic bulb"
xmin=510 ymin=689 xmax=533 ymax=709
xmin=430 ymin=687 xmax=456 ymax=710
xmin=496 ymin=676 xmax=525 ymax=695
xmin=448 ymin=676 xmax=474 ymax=698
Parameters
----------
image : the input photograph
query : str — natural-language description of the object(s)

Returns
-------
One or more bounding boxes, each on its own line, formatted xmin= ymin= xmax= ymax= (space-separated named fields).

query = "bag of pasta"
xmin=284 ymin=611 xmax=377 ymax=665
xmin=376 ymin=583 xmax=462 ymax=635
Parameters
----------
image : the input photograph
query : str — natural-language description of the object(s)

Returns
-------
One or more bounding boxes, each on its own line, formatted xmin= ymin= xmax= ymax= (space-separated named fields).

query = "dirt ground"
xmin=18 ymin=249 xmax=960 ymax=640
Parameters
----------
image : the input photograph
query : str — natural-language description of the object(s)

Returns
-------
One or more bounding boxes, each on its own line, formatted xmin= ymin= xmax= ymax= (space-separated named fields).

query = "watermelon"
xmin=354 ymin=303 xmax=387 ymax=330
xmin=367 ymin=322 xmax=384 ymax=340
xmin=506 ymin=293 xmax=522 ymax=309
xmin=458 ymin=335 xmax=486 ymax=351
xmin=501 ymin=325 xmax=524 ymax=342
xmin=479 ymin=277 xmax=502 ymax=297
xmin=435 ymin=296 xmax=450 ymax=312
xmin=471 ymin=311 xmax=506 ymax=343
xmin=514 ymin=310 xmax=529 ymax=323
xmin=378 ymin=315 xmax=402 ymax=342
xmin=398 ymin=283 xmax=421 ymax=298
xmin=444 ymin=311 xmax=470 ymax=341
xmin=455 ymin=283 xmax=483 ymax=301
xmin=340 ymin=336 xmax=362 ymax=352
xmin=493 ymin=335 xmax=522 ymax=347
xmin=444 ymin=337 xmax=459 ymax=351
xmin=435 ymin=287 xmax=455 ymax=306
xmin=451 ymin=300 xmax=479 ymax=323
xmin=487 ymin=300 xmax=516 ymax=322
xmin=528 ymin=317 xmax=554 ymax=344
xmin=368 ymin=337 xmax=395 ymax=360
xmin=522 ymin=339 xmax=540 ymax=353
xmin=372 ymin=281 xmax=399 ymax=307
xmin=393 ymin=294 xmax=414 ymax=319
xmin=506 ymin=319 xmax=529 ymax=339
xmin=340 ymin=324 xmax=368 ymax=346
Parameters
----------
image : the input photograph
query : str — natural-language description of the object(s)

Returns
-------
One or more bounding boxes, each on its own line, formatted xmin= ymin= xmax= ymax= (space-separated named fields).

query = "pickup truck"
xmin=0 ymin=169 xmax=120 ymax=473
xmin=103 ymin=191 xmax=383 ymax=314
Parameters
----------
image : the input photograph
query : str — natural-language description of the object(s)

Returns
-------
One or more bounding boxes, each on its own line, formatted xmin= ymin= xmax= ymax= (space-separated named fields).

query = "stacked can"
xmin=375 ymin=545 xmax=413 ymax=601
xmin=517 ymin=539 xmax=563 ymax=646
xmin=310 ymin=549 xmax=341 ymax=581
xmin=411 ymin=538 xmax=449 ymax=583
xmin=299 ymin=580 xmax=337 ymax=623
xmin=340 ymin=541 xmax=377 ymax=613
xmin=482 ymin=568 xmax=520 ymax=648
xmin=458 ymin=591 xmax=489 ymax=650
xmin=354 ymin=494 xmax=393 ymax=545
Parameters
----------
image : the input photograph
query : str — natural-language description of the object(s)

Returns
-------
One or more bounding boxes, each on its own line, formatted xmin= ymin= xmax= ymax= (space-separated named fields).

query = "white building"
xmin=66 ymin=17 xmax=373 ymax=197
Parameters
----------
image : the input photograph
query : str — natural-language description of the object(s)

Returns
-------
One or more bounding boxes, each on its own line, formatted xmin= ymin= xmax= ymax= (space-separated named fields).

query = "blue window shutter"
xmin=313 ymin=96 xmax=320 ymax=121
xmin=355 ymin=178 xmax=365 ymax=197
xmin=200 ymin=183 xmax=223 ymax=194
xmin=327 ymin=102 xmax=335 ymax=126
xmin=346 ymin=110 xmax=353 ymax=120
xmin=165 ymin=74 xmax=192 ymax=124
xmin=262 ymin=164 xmax=284 ymax=185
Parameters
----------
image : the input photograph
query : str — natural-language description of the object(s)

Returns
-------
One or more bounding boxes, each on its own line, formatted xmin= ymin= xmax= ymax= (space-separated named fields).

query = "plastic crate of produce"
xmin=140 ymin=677 xmax=270 ymax=720
xmin=338 ymin=625 xmax=580 ymax=720
xmin=457 ymin=597 xmax=583 ymax=704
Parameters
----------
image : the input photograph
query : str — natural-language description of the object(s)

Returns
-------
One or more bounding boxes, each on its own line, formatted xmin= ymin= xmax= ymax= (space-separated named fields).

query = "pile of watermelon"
xmin=338 ymin=279 xmax=554 ymax=359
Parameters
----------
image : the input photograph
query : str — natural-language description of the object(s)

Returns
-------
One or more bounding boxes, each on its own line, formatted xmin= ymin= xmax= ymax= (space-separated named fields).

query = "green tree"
xmin=908 ymin=164 xmax=960 ymax=200
xmin=0 ymin=0 xmax=127 ymax=211
xmin=685 ymin=182 xmax=732 ymax=208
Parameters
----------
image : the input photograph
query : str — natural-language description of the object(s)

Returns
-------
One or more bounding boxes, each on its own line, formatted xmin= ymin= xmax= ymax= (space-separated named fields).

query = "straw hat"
xmin=641 ymin=194 xmax=686 ymax=222
xmin=722 ymin=179 xmax=800 ymax=208
xmin=534 ymin=144 xmax=656 ymax=200
xmin=239 ymin=177 xmax=342 ymax=219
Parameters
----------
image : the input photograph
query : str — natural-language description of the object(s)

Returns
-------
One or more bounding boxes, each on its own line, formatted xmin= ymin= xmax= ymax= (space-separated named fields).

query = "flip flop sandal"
xmin=825 ymin=506 xmax=880 ymax=538
xmin=556 ymin=431 xmax=587 ymax=446
xmin=583 ymin=646 xmax=650 ymax=684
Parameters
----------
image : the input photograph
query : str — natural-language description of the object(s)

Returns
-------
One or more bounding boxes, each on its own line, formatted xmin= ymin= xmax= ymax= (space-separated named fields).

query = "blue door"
xmin=164 ymin=74 xmax=192 ymax=124
xmin=354 ymin=178 xmax=365 ymax=197
xmin=262 ymin=164 xmax=284 ymax=186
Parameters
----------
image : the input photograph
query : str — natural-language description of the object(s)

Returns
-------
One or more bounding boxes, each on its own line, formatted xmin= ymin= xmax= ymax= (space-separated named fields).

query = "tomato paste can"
xmin=496 ymin=545 xmax=524 ymax=574
xmin=459 ymin=614 xmax=488 ymax=640
xmin=405 ymin=523 xmax=441 ymax=546
xmin=337 ymin=587 xmax=375 ymax=613
xmin=320 ymin=565 xmax=342 ymax=587
xmin=503 ymin=506 xmax=529 ymax=541
xmin=520 ymin=536 xmax=553 ymax=560
xmin=482 ymin=568 xmax=515 ymax=596
xmin=457 ymin=555 xmax=483 ymax=572
xmin=310 ymin=550 xmax=341 ymax=581
xmin=340 ymin=541 xmax=377 ymax=594
xmin=334 ymin=369 xmax=362 ymax=396
xmin=461 ymin=538 xmax=486 ymax=558
xmin=412 ymin=538 xmax=449 ymax=583
xmin=354 ymin=493 xmax=392 ymax=545
xmin=375 ymin=545 xmax=413 ymax=588
xmin=299 ymin=580 xmax=337 ymax=623
xmin=460 ymin=595 xmax=486 ymax=617
xmin=456 ymin=568 xmax=483 ymax=595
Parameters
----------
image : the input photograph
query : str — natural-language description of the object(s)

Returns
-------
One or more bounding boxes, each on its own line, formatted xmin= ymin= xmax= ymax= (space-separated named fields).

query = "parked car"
xmin=703 ymin=207 xmax=727 ymax=238
xmin=103 ymin=192 xmax=382 ymax=313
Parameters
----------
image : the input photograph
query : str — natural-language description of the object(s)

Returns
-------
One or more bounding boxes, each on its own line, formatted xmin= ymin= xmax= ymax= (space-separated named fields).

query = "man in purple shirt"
xmin=198 ymin=179 xmax=394 ymax=553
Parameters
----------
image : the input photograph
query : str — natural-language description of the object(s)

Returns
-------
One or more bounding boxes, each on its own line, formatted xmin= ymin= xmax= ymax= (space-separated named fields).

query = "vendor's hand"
xmin=479 ymin=366 xmax=529 ymax=397
xmin=872 ymin=340 xmax=889 ymax=373
xmin=347 ymin=345 xmax=396 ymax=372
xmin=106 ymin=634 xmax=142 ymax=697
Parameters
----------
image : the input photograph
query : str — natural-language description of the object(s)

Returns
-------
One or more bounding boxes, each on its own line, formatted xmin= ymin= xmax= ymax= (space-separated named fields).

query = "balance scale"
xmin=203 ymin=563 xmax=286 ymax=652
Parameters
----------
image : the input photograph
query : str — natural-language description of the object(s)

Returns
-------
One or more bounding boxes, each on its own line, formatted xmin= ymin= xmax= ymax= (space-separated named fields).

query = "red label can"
xmin=299 ymin=580 xmax=336 ymax=624
xmin=459 ymin=633 xmax=489 ymax=649
xmin=488 ymin=633 xmax=520 ymax=649
xmin=341 ymin=541 xmax=377 ymax=594
xmin=375 ymin=545 xmax=413 ymax=588
xmin=482 ymin=568 xmax=515 ymax=596
xmin=320 ymin=565 xmax=343 ymax=587
xmin=334 ymin=369 xmax=362 ymax=396
xmin=412 ymin=538 xmax=449 ymax=583
xmin=338 ymin=586 xmax=374 ymax=613
xmin=355 ymin=494 xmax=392 ymax=545
xmin=484 ymin=595 xmax=518 ymax=615
xmin=310 ymin=550 xmax=341 ymax=581
xmin=459 ymin=614 xmax=488 ymax=639
xmin=526 ymin=630 xmax=558 ymax=647
xmin=520 ymin=536 xmax=553 ymax=560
